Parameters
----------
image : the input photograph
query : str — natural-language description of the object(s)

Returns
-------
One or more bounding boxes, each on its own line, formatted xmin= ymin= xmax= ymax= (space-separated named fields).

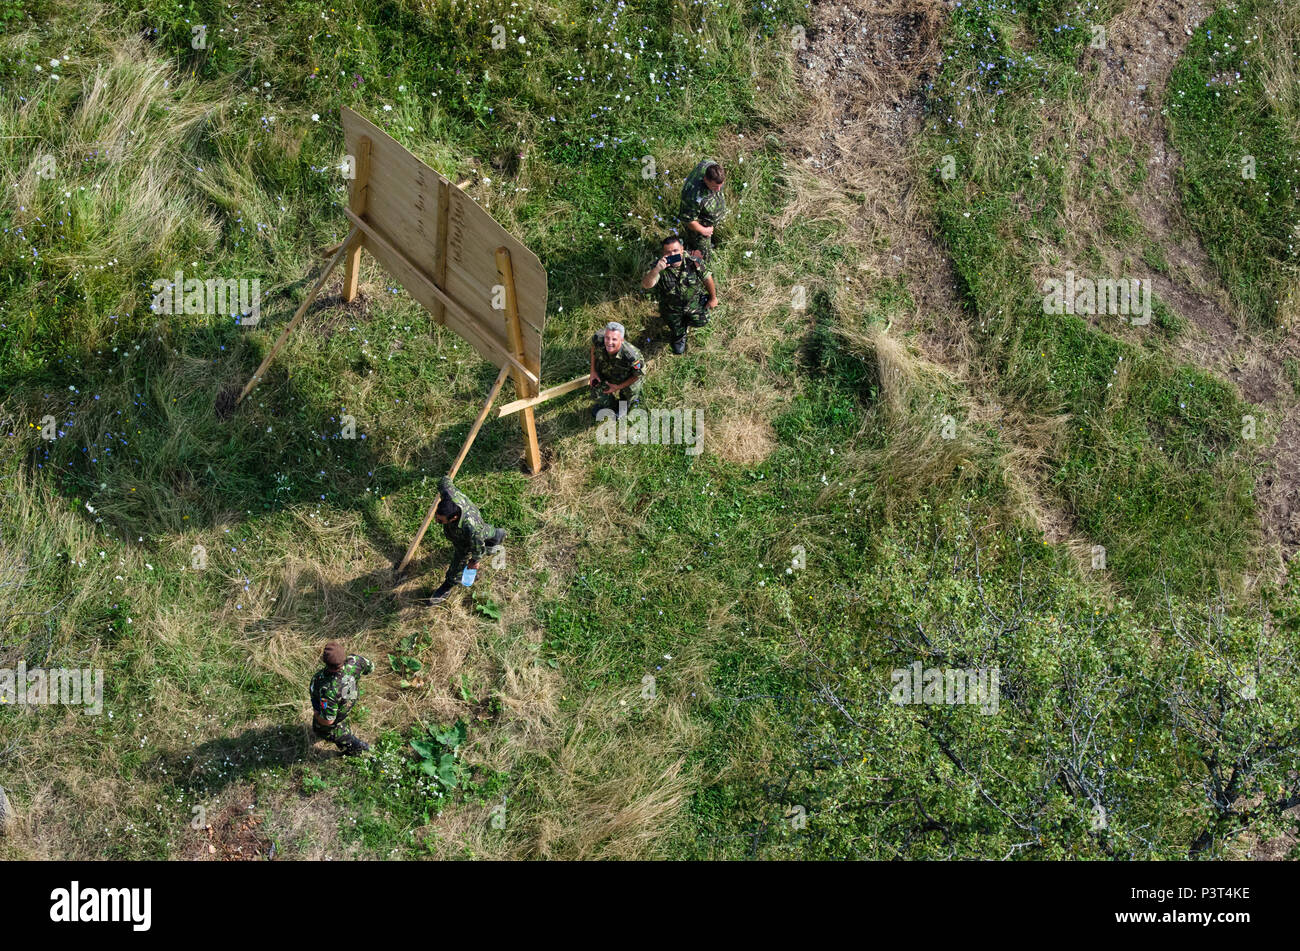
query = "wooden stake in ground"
xmin=234 ymin=227 xmax=360 ymax=406
xmin=395 ymin=365 xmax=511 ymax=577
xmin=496 ymin=246 xmax=542 ymax=474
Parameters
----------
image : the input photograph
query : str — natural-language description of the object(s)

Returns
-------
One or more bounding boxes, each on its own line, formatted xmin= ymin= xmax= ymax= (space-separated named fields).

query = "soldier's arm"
xmin=438 ymin=475 xmax=454 ymax=498
xmin=468 ymin=527 xmax=487 ymax=565
xmin=352 ymin=654 xmax=374 ymax=676
xmin=681 ymin=198 xmax=707 ymax=235
xmin=682 ymin=192 xmax=712 ymax=235
xmin=705 ymin=274 xmax=718 ymax=307
xmin=315 ymin=691 xmax=338 ymax=725
xmin=641 ymin=257 xmax=668 ymax=289
xmin=607 ymin=356 xmax=643 ymax=392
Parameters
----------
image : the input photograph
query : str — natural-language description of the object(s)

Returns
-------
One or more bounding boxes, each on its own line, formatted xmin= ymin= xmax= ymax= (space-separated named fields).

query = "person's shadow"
xmin=148 ymin=724 xmax=323 ymax=797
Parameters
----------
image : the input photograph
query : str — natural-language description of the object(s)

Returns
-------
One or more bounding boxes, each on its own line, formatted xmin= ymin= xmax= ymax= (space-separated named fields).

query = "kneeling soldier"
xmin=642 ymin=235 xmax=718 ymax=355
xmin=429 ymin=475 xmax=506 ymax=605
xmin=310 ymin=641 xmax=373 ymax=755
xmin=589 ymin=321 xmax=646 ymax=419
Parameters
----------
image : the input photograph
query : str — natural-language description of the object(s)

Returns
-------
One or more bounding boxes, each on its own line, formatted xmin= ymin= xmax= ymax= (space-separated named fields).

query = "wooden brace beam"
xmin=395 ymin=364 xmax=511 ymax=577
xmin=235 ymin=227 xmax=361 ymax=405
xmin=497 ymin=373 xmax=591 ymax=417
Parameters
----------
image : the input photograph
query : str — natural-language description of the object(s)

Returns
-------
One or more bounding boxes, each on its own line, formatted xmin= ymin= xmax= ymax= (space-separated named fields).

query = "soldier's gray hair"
xmin=604 ymin=321 xmax=625 ymax=336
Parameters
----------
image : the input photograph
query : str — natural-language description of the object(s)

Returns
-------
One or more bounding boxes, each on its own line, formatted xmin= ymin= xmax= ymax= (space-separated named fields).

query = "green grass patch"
xmin=1166 ymin=0 xmax=1300 ymax=327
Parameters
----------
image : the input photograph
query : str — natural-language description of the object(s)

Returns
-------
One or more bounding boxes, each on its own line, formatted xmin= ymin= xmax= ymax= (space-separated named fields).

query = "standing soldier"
xmin=589 ymin=321 xmax=646 ymax=419
xmin=310 ymin=641 xmax=373 ymax=755
xmin=641 ymin=235 xmax=718 ymax=355
xmin=679 ymin=158 xmax=727 ymax=262
xmin=429 ymin=475 xmax=506 ymax=605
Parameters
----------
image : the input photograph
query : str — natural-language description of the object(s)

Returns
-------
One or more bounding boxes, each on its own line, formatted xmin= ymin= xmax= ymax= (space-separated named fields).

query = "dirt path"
xmin=791 ymin=0 xmax=958 ymax=335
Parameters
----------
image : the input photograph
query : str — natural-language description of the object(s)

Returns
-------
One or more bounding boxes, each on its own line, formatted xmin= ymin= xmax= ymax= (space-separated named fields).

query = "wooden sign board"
xmin=231 ymin=108 xmax=553 ymax=575
xmin=340 ymin=107 xmax=546 ymax=384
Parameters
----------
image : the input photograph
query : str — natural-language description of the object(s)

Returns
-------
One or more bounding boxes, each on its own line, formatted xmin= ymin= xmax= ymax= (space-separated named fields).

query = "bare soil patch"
xmin=792 ymin=0 xmax=958 ymax=324
xmin=180 ymin=785 xmax=275 ymax=861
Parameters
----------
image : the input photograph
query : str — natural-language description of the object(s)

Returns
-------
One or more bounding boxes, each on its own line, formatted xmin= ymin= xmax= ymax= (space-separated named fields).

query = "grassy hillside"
xmin=1 ymin=0 xmax=1298 ymax=860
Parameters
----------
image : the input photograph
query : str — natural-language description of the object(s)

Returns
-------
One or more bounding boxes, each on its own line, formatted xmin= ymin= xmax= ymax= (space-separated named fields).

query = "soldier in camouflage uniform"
xmin=641 ymin=235 xmax=718 ymax=354
xmin=429 ymin=474 xmax=506 ymax=605
xmin=310 ymin=641 xmax=373 ymax=755
xmin=589 ymin=321 xmax=646 ymax=418
xmin=678 ymin=158 xmax=727 ymax=262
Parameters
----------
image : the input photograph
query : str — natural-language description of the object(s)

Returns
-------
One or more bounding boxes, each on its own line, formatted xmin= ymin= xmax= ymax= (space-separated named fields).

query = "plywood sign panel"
xmin=340 ymin=106 xmax=546 ymax=385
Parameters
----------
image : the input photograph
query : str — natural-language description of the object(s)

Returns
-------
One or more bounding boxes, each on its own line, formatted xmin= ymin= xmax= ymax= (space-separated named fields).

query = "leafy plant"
xmin=390 ymin=629 xmax=431 ymax=687
xmin=473 ymin=594 xmax=502 ymax=620
xmin=457 ymin=671 xmax=479 ymax=704
xmin=409 ymin=721 xmax=470 ymax=792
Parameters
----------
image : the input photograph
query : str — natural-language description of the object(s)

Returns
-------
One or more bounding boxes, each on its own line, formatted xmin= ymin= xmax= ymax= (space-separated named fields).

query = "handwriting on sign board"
xmin=449 ymin=193 xmax=466 ymax=267
xmin=413 ymin=170 xmax=428 ymax=238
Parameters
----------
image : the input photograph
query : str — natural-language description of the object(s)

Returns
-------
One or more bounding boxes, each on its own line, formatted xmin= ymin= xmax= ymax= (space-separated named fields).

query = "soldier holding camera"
xmin=641 ymin=235 xmax=718 ymax=355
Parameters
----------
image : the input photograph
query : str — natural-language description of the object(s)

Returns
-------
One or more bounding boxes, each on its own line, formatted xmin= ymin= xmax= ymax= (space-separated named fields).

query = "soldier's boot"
xmin=486 ymin=528 xmax=506 ymax=555
xmin=428 ymin=580 xmax=456 ymax=606
xmin=334 ymin=729 xmax=370 ymax=756
xmin=671 ymin=334 xmax=688 ymax=355
xmin=315 ymin=722 xmax=369 ymax=755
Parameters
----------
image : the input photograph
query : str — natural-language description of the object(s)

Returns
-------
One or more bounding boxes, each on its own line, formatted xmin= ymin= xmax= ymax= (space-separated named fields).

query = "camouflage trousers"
xmin=591 ymin=377 xmax=643 ymax=412
xmin=662 ymin=305 xmax=711 ymax=340
xmin=313 ymin=718 xmax=367 ymax=754
xmin=442 ymin=532 xmax=503 ymax=587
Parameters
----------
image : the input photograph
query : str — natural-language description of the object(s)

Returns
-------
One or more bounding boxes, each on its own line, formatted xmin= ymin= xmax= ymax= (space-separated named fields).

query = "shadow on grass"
xmin=6 ymin=290 xmax=542 ymax=562
xmin=151 ymin=724 xmax=325 ymax=798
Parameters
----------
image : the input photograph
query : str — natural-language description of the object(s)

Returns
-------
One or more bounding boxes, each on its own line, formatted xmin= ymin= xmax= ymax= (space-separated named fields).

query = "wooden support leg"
xmin=342 ymin=136 xmax=372 ymax=303
xmin=449 ymin=365 xmax=511 ymax=481
xmin=235 ymin=227 xmax=360 ymax=405
xmin=495 ymin=246 xmax=542 ymax=475
xmin=395 ymin=365 xmax=511 ymax=578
